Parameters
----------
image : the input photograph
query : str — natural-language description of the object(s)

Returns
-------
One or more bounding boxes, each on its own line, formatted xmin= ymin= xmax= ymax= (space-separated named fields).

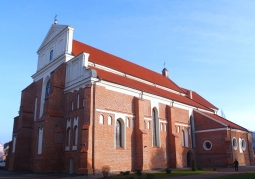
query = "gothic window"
xmin=152 ymin=108 xmax=159 ymax=147
xmin=108 ymin=116 xmax=112 ymax=125
xmin=45 ymin=80 xmax=50 ymax=98
xmin=182 ymin=130 xmax=185 ymax=147
xmin=38 ymin=127 xmax=43 ymax=154
xmin=50 ymin=50 xmax=54 ymax=61
xmin=99 ymin=115 xmax=104 ymax=124
xmin=66 ymin=127 xmax=71 ymax=146
xmin=116 ymin=120 xmax=122 ymax=147
xmin=77 ymin=94 xmax=79 ymax=109
xmin=12 ymin=135 xmax=17 ymax=153
xmin=184 ymin=128 xmax=188 ymax=147
xmin=34 ymin=98 xmax=37 ymax=121
xmin=190 ymin=116 xmax=195 ymax=148
xmin=73 ymin=125 xmax=78 ymax=146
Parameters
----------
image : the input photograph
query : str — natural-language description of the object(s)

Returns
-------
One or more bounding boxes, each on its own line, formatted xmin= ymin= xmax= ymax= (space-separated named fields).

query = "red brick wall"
xmin=168 ymin=106 xmax=192 ymax=168
xmin=195 ymin=130 xmax=228 ymax=167
xmin=194 ymin=111 xmax=225 ymax=130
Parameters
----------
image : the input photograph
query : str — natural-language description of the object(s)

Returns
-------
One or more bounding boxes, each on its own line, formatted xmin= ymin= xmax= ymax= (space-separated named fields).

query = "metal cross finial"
xmin=163 ymin=62 xmax=166 ymax=68
xmin=54 ymin=14 xmax=58 ymax=24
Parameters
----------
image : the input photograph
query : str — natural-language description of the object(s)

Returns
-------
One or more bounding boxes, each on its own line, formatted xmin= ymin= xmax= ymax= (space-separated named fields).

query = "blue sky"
xmin=1 ymin=0 xmax=255 ymax=144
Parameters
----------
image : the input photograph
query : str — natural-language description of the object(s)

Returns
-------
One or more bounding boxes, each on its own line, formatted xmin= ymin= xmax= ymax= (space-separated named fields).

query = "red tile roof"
xmin=92 ymin=67 xmax=212 ymax=111
xmin=198 ymin=111 xmax=247 ymax=131
xmin=72 ymin=40 xmax=184 ymax=93
xmin=182 ymin=88 xmax=218 ymax=110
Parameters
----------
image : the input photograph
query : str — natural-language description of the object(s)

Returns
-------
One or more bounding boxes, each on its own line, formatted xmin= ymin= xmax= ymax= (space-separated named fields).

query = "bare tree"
xmin=221 ymin=109 xmax=226 ymax=119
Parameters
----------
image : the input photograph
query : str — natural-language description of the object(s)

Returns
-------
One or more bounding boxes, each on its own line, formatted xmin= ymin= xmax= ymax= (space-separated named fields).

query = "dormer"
xmin=36 ymin=24 xmax=74 ymax=72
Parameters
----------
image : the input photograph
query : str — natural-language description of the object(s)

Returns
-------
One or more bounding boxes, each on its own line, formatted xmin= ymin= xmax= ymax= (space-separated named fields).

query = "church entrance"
xmin=187 ymin=151 xmax=192 ymax=167
xmin=69 ymin=158 xmax=73 ymax=174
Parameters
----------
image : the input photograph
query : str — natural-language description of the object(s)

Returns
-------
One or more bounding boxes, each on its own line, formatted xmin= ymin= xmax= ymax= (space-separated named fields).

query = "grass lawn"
xmin=213 ymin=171 xmax=255 ymax=179
xmin=107 ymin=169 xmax=214 ymax=178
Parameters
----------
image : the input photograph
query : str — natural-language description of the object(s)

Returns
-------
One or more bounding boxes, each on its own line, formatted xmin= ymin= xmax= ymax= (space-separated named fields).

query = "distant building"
xmin=2 ymin=143 xmax=9 ymax=161
xmin=7 ymin=23 xmax=255 ymax=174
xmin=252 ymin=132 xmax=255 ymax=154
xmin=0 ymin=144 xmax=3 ymax=158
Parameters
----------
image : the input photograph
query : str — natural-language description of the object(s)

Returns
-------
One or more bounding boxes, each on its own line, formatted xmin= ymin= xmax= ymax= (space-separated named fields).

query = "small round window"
xmin=241 ymin=139 xmax=246 ymax=151
xmin=203 ymin=140 xmax=212 ymax=150
xmin=232 ymin=137 xmax=238 ymax=150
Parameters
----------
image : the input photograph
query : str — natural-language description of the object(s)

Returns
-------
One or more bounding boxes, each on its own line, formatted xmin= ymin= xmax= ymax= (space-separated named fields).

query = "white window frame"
xmin=232 ymin=137 xmax=238 ymax=150
xmin=99 ymin=114 xmax=104 ymax=124
xmin=108 ymin=116 xmax=112 ymax=125
xmin=203 ymin=140 xmax=212 ymax=150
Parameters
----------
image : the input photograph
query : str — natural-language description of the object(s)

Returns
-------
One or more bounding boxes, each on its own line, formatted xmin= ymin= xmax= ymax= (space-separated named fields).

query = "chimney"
xmin=162 ymin=68 xmax=168 ymax=77
xmin=188 ymin=90 xmax=193 ymax=99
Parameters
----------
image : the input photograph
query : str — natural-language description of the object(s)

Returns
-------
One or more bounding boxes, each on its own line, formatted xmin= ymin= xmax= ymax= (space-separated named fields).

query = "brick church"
xmin=7 ymin=22 xmax=254 ymax=174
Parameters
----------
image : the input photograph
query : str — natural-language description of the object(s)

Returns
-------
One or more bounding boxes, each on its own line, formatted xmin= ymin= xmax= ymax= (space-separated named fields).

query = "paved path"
xmin=0 ymin=166 xmax=254 ymax=179
xmin=62 ymin=166 xmax=255 ymax=179
xmin=165 ymin=166 xmax=255 ymax=179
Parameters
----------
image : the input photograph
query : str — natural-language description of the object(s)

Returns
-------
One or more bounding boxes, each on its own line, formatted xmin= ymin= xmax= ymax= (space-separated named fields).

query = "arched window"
xmin=77 ymin=94 xmax=80 ymax=109
xmin=45 ymin=80 xmax=50 ymax=97
xmin=152 ymin=108 xmax=159 ymax=146
xmin=12 ymin=135 xmax=17 ymax=153
xmin=73 ymin=126 xmax=78 ymax=146
xmin=34 ymin=98 xmax=37 ymax=121
xmin=50 ymin=50 xmax=54 ymax=61
xmin=38 ymin=127 xmax=43 ymax=154
xmin=99 ymin=115 xmax=104 ymax=124
xmin=182 ymin=130 xmax=185 ymax=147
xmin=190 ymin=116 xmax=195 ymax=148
xmin=184 ymin=128 xmax=189 ymax=147
xmin=116 ymin=120 xmax=122 ymax=147
xmin=108 ymin=116 xmax=112 ymax=125
xmin=66 ymin=127 xmax=71 ymax=146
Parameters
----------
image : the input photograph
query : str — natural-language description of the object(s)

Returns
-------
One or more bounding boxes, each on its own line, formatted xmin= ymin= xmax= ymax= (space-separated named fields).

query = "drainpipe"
xmin=92 ymin=77 xmax=101 ymax=175
xmin=246 ymin=131 xmax=252 ymax=165
xmin=230 ymin=126 xmax=234 ymax=165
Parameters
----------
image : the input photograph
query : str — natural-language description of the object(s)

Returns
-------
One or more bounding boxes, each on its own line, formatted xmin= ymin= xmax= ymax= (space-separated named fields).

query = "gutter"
xmin=92 ymin=77 xmax=101 ymax=175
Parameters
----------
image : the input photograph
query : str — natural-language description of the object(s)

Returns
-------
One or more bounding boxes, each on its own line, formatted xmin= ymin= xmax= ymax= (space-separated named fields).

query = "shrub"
xmin=191 ymin=160 xmax=197 ymax=171
xmin=146 ymin=173 xmax=155 ymax=178
xmin=102 ymin=165 xmax=110 ymax=178
xmin=136 ymin=170 xmax=142 ymax=176
xmin=213 ymin=168 xmax=217 ymax=171
xmin=123 ymin=171 xmax=130 ymax=175
xmin=165 ymin=168 xmax=172 ymax=174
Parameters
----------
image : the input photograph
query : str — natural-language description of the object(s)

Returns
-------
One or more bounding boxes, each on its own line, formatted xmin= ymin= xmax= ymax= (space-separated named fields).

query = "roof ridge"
xmin=72 ymin=39 xmax=184 ymax=93
xmin=198 ymin=110 xmax=247 ymax=131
